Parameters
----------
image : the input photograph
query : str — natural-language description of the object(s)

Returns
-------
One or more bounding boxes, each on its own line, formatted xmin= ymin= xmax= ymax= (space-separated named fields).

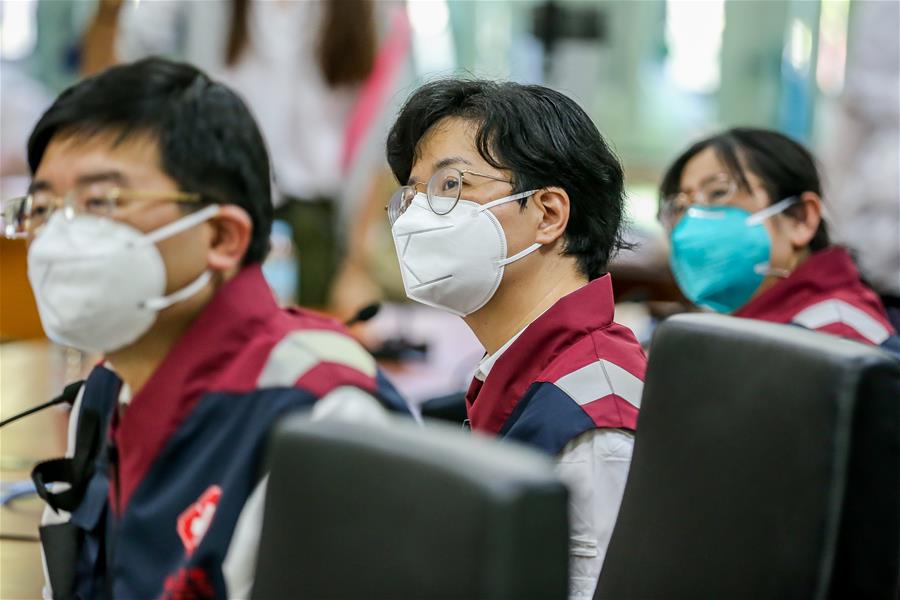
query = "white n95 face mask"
xmin=27 ymin=204 xmax=221 ymax=354
xmin=390 ymin=191 xmax=541 ymax=317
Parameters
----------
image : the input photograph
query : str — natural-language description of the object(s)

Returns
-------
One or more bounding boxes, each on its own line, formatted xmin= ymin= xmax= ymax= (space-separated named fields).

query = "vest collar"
xmin=735 ymin=247 xmax=879 ymax=323
xmin=466 ymin=275 xmax=616 ymax=434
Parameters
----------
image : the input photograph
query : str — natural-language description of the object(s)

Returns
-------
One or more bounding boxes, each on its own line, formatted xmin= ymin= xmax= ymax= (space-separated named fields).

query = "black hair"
xmin=386 ymin=78 xmax=627 ymax=280
xmin=659 ymin=127 xmax=830 ymax=251
xmin=28 ymin=57 xmax=272 ymax=264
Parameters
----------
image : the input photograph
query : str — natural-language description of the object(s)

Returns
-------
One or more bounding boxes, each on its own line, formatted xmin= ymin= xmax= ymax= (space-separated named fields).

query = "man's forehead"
xmin=45 ymin=127 xmax=160 ymax=159
xmin=417 ymin=116 xmax=478 ymax=152
xmin=38 ymin=129 xmax=161 ymax=170
xmin=34 ymin=129 xmax=166 ymax=189
xmin=410 ymin=117 xmax=482 ymax=179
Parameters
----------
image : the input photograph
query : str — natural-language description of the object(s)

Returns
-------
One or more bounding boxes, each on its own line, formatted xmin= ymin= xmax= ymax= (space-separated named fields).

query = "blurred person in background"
xmin=84 ymin=0 xmax=379 ymax=307
xmin=822 ymin=0 xmax=900 ymax=333
xmin=659 ymin=127 xmax=900 ymax=356
xmin=0 ymin=63 xmax=52 ymax=180
xmin=386 ymin=79 xmax=647 ymax=599
xmin=17 ymin=58 xmax=406 ymax=600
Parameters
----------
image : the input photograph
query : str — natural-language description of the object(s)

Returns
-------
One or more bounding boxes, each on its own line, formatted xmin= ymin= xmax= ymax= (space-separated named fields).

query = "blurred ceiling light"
xmin=407 ymin=0 xmax=456 ymax=76
xmin=815 ymin=0 xmax=849 ymax=96
xmin=408 ymin=0 xmax=450 ymax=36
xmin=787 ymin=18 xmax=813 ymax=73
xmin=0 ymin=0 xmax=38 ymax=61
xmin=664 ymin=0 xmax=725 ymax=94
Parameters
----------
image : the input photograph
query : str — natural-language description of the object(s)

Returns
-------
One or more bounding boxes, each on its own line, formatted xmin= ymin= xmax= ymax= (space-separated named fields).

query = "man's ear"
xmin=532 ymin=187 xmax=570 ymax=246
xmin=786 ymin=191 xmax=822 ymax=250
xmin=207 ymin=205 xmax=253 ymax=272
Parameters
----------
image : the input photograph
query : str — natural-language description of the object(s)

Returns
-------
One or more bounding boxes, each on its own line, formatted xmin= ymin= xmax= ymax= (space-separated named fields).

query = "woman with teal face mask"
xmin=658 ymin=127 xmax=899 ymax=355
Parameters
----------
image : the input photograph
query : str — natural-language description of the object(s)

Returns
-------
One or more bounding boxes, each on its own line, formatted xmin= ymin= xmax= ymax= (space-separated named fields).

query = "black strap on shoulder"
xmin=39 ymin=521 xmax=81 ymax=600
xmin=32 ymin=407 xmax=103 ymax=513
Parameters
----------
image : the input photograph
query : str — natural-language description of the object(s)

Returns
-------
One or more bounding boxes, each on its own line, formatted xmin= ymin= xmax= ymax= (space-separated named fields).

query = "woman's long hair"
xmin=225 ymin=0 xmax=376 ymax=88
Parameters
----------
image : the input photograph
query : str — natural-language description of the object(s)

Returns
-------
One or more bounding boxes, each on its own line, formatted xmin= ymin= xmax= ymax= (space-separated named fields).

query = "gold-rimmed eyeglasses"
xmin=658 ymin=175 xmax=738 ymax=229
xmin=386 ymin=167 xmax=512 ymax=226
xmin=2 ymin=183 xmax=203 ymax=239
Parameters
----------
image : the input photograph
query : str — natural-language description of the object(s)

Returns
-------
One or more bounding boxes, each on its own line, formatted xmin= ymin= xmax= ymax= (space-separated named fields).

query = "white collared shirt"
xmin=477 ymin=328 xmax=635 ymax=600
xmin=474 ymin=328 xmax=526 ymax=382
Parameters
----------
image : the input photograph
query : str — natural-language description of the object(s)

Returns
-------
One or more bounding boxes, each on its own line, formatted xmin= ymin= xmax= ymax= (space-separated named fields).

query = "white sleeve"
xmin=222 ymin=475 xmax=268 ymax=600
xmin=309 ymin=386 xmax=392 ymax=425
xmin=39 ymin=385 xmax=85 ymax=600
xmin=554 ymin=428 xmax=634 ymax=600
xmin=222 ymin=387 xmax=389 ymax=597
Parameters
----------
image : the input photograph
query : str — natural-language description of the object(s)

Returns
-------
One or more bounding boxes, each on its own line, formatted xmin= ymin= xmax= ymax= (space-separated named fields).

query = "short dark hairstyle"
xmin=659 ymin=127 xmax=830 ymax=251
xmin=28 ymin=57 xmax=272 ymax=263
xmin=386 ymin=79 xmax=627 ymax=280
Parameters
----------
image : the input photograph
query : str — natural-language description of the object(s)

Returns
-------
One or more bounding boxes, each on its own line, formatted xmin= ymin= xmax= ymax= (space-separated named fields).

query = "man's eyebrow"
xmin=434 ymin=156 xmax=471 ymax=171
xmin=74 ymin=171 xmax=129 ymax=187
xmin=27 ymin=180 xmax=52 ymax=194
xmin=27 ymin=171 xmax=130 ymax=195
xmin=405 ymin=156 xmax=473 ymax=186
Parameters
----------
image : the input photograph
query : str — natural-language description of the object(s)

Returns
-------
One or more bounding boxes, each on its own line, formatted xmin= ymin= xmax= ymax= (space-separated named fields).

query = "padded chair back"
xmin=253 ymin=417 xmax=569 ymax=600
xmin=420 ymin=392 xmax=468 ymax=425
xmin=596 ymin=314 xmax=900 ymax=600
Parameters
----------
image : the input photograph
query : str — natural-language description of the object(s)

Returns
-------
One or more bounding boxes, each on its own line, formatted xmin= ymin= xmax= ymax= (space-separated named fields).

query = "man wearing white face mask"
xmin=385 ymin=79 xmax=648 ymax=599
xmin=11 ymin=58 xmax=408 ymax=600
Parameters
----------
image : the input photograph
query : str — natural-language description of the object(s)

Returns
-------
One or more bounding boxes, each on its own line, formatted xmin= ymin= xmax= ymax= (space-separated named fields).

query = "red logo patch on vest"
xmin=176 ymin=485 xmax=222 ymax=556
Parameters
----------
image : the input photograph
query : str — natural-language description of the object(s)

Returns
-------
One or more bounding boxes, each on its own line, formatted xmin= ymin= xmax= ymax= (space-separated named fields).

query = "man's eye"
xmin=84 ymin=198 xmax=111 ymax=212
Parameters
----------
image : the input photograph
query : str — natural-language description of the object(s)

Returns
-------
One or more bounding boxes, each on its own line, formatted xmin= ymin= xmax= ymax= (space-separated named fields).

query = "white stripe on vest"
xmin=792 ymin=299 xmax=890 ymax=345
xmin=554 ymin=360 xmax=643 ymax=409
xmin=257 ymin=330 xmax=377 ymax=388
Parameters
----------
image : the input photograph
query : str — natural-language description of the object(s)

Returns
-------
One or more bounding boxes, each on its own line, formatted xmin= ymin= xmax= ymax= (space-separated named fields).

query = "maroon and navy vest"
xmin=35 ymin=266 xmax=408 ymax=599
xmin=465 ymin=275 xmax=646 ymax=455
xmin=734 ymin=247 xmax=900 ymax=357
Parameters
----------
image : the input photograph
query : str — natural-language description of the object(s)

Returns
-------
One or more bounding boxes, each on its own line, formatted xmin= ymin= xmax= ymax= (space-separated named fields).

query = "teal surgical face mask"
xmin=669 ymin=197 xmax=797 ymax=313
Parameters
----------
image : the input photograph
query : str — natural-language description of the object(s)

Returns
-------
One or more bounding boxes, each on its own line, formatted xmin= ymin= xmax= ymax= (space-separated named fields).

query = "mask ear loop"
xmin=753 ymin=264 xmax=791 ymax=278
xmin=142 ymin=204 xmax=222 ymax=245
xmin=498 ymin=242 xmax=542 ymax=266
xmin=747 ymin=196 xmax=802 ymax=279
xmin=139 ymin=203 xmax=221 ymax=310
xmin=478 ymin=190 xmax=537 ymax=212
xmin=745 ymin=196 xmax=800 ymax=226
xmin=142 ymin=271 xmax=213 ymax=310
xmin=480 ymin=190 xmax=542 ymax=266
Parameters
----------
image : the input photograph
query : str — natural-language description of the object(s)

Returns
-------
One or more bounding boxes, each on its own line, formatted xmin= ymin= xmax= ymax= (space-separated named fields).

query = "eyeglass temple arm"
xmin=463 ymin=170 xmax=511 ymax=183
xmin=115 ymin=189 xmax=202 ymax=202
